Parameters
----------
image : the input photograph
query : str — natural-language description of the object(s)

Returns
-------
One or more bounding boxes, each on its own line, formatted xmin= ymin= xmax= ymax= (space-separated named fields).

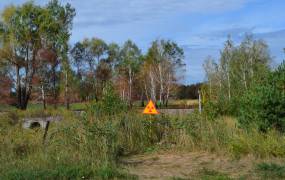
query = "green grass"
xmin=69 ymin=102 xmax=89 ymax=110
xmin=256 ymin=162 xmax=285 ymax=179
xmin=199 ymin=168 xmax=232 ymax=180
xmin=0 ymin=104 xmax=17 ymax=112
xmin=132 ymin=99 xmax=199 ymax=109
xmin=0 ymin=102 xmax=89 ymax=112
xmin=0 ymin=98 xmax=198 ymax=114
xmin=1 ymin=104 xmax=285 ymax=179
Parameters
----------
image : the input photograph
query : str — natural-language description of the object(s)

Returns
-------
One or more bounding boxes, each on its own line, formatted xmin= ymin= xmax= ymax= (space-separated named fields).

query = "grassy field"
xmin=0 ymin=99 xmax=199 ymax=113
xmin=1 ymin=104 xmax=285 ymax=179
xmin=128 ymin=99 xmax=198 ymax=109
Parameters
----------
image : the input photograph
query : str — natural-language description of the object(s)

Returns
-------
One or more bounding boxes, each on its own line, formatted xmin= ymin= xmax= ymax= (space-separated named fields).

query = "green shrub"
xmin=239 ymin=61 xmax=285 ymax=132
xmin=203 ymin=101 xmax=220 ymax=120
xmin=89 ymin=83 xmax=127 ymax=116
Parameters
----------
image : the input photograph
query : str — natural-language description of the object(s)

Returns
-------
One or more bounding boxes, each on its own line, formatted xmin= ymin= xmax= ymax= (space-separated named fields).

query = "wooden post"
xmin=198 ymin=89 xmax=202 ymax=114
xmin=43 ymin=121 xmax=50 ymax=145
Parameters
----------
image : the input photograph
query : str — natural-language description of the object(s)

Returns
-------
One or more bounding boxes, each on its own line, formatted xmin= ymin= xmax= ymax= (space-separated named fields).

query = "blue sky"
xmin=1 ymin=0 xmax=285 ymax=84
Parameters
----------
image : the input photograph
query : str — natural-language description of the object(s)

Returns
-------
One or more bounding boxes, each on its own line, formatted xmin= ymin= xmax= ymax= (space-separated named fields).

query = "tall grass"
xmin=1 ymin=106 xmax=285 ymax=179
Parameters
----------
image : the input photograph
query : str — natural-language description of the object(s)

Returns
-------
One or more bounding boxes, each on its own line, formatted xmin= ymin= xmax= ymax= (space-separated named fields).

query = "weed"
xmin=199 ymin=168 xmax=232 ymax=180
xmin=256 ymin=162 xmax=285 ymax=179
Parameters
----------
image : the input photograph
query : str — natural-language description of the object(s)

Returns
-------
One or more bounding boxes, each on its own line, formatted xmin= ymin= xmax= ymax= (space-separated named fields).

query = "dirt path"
xmin=120 ymin=151 xmax=265 ymax=179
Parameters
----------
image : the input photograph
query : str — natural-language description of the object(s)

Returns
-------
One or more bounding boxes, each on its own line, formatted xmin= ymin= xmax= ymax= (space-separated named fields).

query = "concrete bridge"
xmin=22 ymin=116 xmax=62 ymax=129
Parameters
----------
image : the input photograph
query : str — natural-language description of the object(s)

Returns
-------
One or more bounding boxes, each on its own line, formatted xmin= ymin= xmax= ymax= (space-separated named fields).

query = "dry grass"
xmin=121 ymin=150 xmax=285 ymax=179
xmin=167 ymin=99 xmax=199 ymax=108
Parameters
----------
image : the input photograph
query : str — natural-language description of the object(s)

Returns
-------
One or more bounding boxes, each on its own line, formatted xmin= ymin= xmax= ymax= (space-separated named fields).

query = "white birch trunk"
xmin=158 ymin=64 xmax=164 ymax=107
xmin=227 ymin=71 xmax=231 ymax=100
xmin=128 ymin=66 xmax=132 ymax=106
xmin=150 ymin=70 xmax=156 ymax=102
xmin=41 ymin=85 xmax=46 ymax=109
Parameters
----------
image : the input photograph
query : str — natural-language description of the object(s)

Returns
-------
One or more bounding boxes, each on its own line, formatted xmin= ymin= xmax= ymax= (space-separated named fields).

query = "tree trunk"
xmin=140 ymin=91 xmax=144 ymax=107
xmin=52 ymin=65 xmax=57 ymax=109
xmin=41 ymin=85 xmax=46 ymax=110
xmin=144 ymin=82 xmax=149 ymax=100
xmin=16 ymin=65 xmax=22 ymax=109
xmin=209 ymin=79 xmax=212 ymax=100
xmin=198 ymin=89 xmax=202 ymax=113
xmin=43 ymin=121 xmax=50 ymax=145
xmin=158 ymin=64 xmax=164 ymax=107
xmin=227 ymin=71 xmax=231 ymax=100
xmin=249 ymin=57 xmax=254 ymax=78
xmin=165 ymin=73 xmax=171 ymax=108
xmin=64 ymin=71 xmax=70 ymax=110
xmin=122 ymin=89 xmax=125 ymax=101
xmin=22 ymin=94 xmax=30 ymax=110
xmin=128 ymin=67 xmax=133 ymax=108
xmin=150 ymin=70 xmax=156 ymax=102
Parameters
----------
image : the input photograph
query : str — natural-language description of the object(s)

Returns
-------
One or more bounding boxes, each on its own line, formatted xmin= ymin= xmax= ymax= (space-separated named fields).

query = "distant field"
xmin=168 ymin=99 xmax=198 ymax=107
xmin=0 ymin=99 xmax=198 ymax=112
xmin=134 ymin=99 xmax=199 ymax=109
xmin=0 ymin=102 xmax=89 ymax=112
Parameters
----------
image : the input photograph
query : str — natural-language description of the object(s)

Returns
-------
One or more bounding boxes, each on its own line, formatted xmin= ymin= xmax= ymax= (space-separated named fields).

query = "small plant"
xmin=89 ymin=83 xmax=127 ymax=116
xmin=199 ymin=168 xmax=232 ymax=180
xmin=6 ymin=111 xmax=19 ymax=125
xmin=257 ymin=162 xmax=285 ymax=179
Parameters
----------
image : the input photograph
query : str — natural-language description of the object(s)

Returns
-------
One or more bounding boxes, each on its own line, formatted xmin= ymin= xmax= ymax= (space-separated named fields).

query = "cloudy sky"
xmin=1 ymin=0 xmax=285 ymax=84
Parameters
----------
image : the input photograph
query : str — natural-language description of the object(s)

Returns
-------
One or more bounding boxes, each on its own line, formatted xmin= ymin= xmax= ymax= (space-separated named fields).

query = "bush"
xmin=239 ymin=61 xmax=285 ymax=132
xmin=89 ymin=83 xmax=128 ymax=116
xmin=203 ymin=102 xmax=220 ymax=120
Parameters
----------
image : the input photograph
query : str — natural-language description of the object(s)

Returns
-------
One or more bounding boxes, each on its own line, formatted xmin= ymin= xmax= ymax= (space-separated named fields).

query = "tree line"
xmin=203 ymin=35 xmax=285 ymax=132
xmin=176 ymin=83 xmax=203 ymax=99
xmin=0 ymin=0 xmax=186 ymax=110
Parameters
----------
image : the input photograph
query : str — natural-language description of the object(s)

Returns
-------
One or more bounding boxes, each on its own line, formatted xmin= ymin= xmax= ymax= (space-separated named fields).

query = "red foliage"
xmin=37 ymin=48 xmax=57 ymax=64
xmin=0 ymin=76 xmax=14 ymax=104
xmin=32 ymin=75 xmax=41 ymax=85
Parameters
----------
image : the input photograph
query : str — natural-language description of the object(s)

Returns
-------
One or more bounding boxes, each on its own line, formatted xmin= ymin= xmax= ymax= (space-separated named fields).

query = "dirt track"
xmin=120 ymin=151 xmax=271 ymax=179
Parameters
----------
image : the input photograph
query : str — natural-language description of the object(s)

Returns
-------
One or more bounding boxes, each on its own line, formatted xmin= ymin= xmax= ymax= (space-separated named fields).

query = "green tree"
xmin=220 ymin=37 xmax=234 ymax=100
xmin=117 ymin=40 xmax=142 ymax=107
xmin=45 ymin=0 xmax=75 ymax=109
xmin=203 ymin=35 xmax=271 ymax=115
xmin=70 ymin=39 xmax=116 ymax=101
xmin=239 ymin=60 xmax=285 ymax=132
xmin=0 ymin=0 xmax=75 ymax=109
xmin=0 ymin=3 xmax=42 ymax=109
xmin=144 ymin=39 xmax=185 ymax=106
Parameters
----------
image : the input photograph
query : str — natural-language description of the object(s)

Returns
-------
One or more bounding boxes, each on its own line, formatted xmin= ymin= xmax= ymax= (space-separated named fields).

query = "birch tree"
xmin=143 ymin=39 xmax=185 ymax=106
xmin=220 ymin=37 xmax=234 ymax=100
xmin=118 ymin=40 xmax=141 ymax=107
xmin=203 ymin=56 xmax=218 ymax=100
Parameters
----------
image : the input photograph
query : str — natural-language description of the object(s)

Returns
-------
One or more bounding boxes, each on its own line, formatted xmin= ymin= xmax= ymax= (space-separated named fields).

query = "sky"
xmin=1 ymin=0 xmax=285 ymax=84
